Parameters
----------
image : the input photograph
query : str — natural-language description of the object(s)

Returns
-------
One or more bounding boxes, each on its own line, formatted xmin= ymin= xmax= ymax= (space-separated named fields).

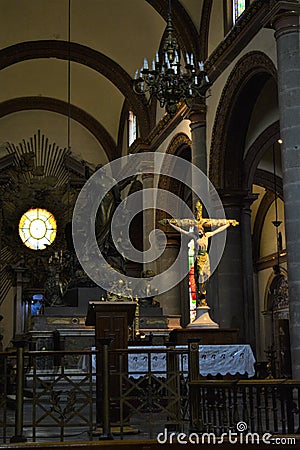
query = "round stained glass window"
xmin=19 ymin=208 xmax=57 ymax=250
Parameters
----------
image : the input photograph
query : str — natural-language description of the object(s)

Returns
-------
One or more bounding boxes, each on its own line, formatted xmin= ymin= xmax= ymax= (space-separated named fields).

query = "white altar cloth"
xmin=128 ymin=345 xmax=255 ymax=378
xmin=78 ymin=344 xmax=255 ymax=378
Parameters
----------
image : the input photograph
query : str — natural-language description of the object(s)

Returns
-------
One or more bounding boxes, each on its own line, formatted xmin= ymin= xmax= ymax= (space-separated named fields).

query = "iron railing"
xmin=0 ymin=345 xmax=189 ymax=443
xmin=189 ymin=379 xmax=300 ymax=436
xmin=0 ymin=343 xmax=299 ymax=443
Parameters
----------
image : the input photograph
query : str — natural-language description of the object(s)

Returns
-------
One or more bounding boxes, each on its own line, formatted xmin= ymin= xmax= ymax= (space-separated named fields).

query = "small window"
xmin=233 ymin=0 xmax=246 ymax=24
xmin=128 ymin=110 xmax=137 ymax=147
xmin=224 ymin=0 xmax=249 ymax=34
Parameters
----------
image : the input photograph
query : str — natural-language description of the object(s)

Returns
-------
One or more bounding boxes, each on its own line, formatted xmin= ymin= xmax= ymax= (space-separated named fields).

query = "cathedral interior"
xmin=0 ymin=0 xmax=300 ymax=444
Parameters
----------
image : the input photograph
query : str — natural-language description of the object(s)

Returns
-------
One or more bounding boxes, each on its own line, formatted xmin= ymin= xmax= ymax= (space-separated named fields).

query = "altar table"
xmin=78 ymin=344 xmax=255 ymax=378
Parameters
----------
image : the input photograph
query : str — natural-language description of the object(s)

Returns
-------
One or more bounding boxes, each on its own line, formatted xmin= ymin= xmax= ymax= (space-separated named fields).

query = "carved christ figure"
xmin=161 ymin=201 xmax=239 ymax=306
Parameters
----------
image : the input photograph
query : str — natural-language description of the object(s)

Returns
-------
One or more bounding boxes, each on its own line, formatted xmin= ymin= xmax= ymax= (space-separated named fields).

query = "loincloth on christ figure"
xmin=195 ymin=251 xmax=210 ymax=280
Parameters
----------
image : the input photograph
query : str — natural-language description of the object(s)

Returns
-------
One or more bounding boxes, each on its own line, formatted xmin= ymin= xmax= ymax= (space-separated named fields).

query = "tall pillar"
xmin=187 ymin=101 xmax=222 ymax=320
xmin=141 ymin=173 xmax=157 ymax=274
xmin=187 ymin=101 xmax=207 ymax=176
xmin=217 ymin=192 xmax=244 ymax=341
xmin=142 ymin=172 xmax=182 ymax=316
xmin=241 ymin=195 xmax=258 ymax=350
xmin=156 ymin=235 xmax=181 ymax=316
xmin=273 ymin=6 xmax=300 ymax=378
xmin=13 ymin=266 xmax=26 ymax=338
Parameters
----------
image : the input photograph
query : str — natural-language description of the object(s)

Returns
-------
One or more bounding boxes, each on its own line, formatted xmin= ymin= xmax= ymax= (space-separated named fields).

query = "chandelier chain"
xmin=133 ymin=1 xmax=211 ymax=116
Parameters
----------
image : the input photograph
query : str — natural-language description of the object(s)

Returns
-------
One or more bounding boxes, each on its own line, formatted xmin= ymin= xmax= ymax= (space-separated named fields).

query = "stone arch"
xmin=209 ymin=51 xmax=277 ymax=190
xmin=0 ymin=40 xmax=151 ymax=138
xmin=244 ymin=121 xmax=280 ymax=191
xmin=0 ymin=97 xmax=114 ymax=162
xmin=158 ymin=133 xmax=192 ymax=194
xmin=199 ymin=0 xmax=213 ymax=61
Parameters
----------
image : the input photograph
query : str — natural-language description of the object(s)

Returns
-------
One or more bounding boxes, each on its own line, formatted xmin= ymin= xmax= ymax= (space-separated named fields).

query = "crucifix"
xmin=161 ymin=201 xmax=239 ymax=320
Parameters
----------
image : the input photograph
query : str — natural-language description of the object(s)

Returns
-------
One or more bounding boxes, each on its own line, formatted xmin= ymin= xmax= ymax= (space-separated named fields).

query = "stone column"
xmin=156 ymin=235 xmax=181 ymax=316
xmin=217 ymin=192 xmax=245 ymax=341
xmin=187 ymin=101 xmax=208 ymax=224
xmin=187 ymin=101 xmax=222 ymax=323
xmin=241 ymin=194 xmax=258 ymax=350
xmin=187 ymin=101 xmax=207 ymax=176
xmin=142 ymin=173 xmax=157 ymax=274
xmin=273 ymin=6 xmax=300 ymax=378
xmin=142 ymin=173 xmax=182 ymax=316
xmin=13 ymin=266 xmax=26 ymax=338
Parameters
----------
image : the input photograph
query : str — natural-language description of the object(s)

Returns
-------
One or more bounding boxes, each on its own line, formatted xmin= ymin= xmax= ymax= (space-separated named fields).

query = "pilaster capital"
xmin=185 ymin=99 xmax=207 ymax=126
xmin=217 ymin=189 xmax=250 ymax=208
xmin=269 ymin=2 xmax=300 ymax=37
xmin=242 ymin=193 xmax=260 ymax=209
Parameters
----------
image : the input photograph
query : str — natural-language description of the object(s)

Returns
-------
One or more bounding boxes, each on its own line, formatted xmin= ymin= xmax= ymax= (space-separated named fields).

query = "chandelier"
xmin=133 ymin=2 xmax=211 ymax=117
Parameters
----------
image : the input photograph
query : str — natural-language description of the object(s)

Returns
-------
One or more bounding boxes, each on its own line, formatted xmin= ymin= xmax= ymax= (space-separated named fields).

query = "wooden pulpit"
xmin=86 ymin=301 xmax=136 ymax=346
xmin=86 ymin=301 xmax=136 ymax=425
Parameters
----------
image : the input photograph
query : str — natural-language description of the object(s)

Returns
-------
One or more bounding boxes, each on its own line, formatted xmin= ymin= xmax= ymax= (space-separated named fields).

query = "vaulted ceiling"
xmin=0 ymin=0 xmax=208 ymax=167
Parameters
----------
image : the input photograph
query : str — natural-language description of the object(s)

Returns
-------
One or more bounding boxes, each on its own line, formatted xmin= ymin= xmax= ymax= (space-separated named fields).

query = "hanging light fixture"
xmin=133 ymin=0 xmax=211 ymax=117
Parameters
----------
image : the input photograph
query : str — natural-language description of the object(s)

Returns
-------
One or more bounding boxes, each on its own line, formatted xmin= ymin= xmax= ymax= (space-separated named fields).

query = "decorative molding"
xmin=199 ymin=0 xmax=213 ymax=61
xmin=256 ymin=250 xmax=286 ymax=272
xmin=209 ymin=51 xmax=277 ymax=190
xmin=158 ymin=133 xmax=192 ymax=190
xmin=269 ymin=1 xmax=300 ymax=34
xmin=264 ymin=266 xmax=288 ymax=312
xmin=254 ymin=169 xmax=283 ymax=199
xmin=273 ymin=275 xmax=289 ymax=311
xmin=206 ymin=0 xmax=272 ymax=81
xmin=129 ymin=103 xmax=187 ymax=154
xmin=185 ymin=100 xmax=207 ymax=125
xmin=243 ymin=121 xmax=280 ymax=190
xmin=252 ymin=189 xmax=275 ymax=264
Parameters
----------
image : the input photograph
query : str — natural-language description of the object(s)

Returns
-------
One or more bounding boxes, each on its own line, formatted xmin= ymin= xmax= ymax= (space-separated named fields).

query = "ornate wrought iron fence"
xmin=0 ymin=344 xmax=300 ymax=444
xmin=0 ymin=349 xmax=97 ymax=443
xmin=26 ymin=350 xmax=95 ymax=442
xmin=0 ymin=346 xmax=190 ymax=443
xmin=109 ymin=346 xmax=190 ymax=439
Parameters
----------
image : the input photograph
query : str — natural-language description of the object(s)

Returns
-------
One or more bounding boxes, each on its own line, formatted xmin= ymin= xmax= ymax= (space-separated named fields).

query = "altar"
xmin=78 ymin=344 xmax=256 ymax=378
